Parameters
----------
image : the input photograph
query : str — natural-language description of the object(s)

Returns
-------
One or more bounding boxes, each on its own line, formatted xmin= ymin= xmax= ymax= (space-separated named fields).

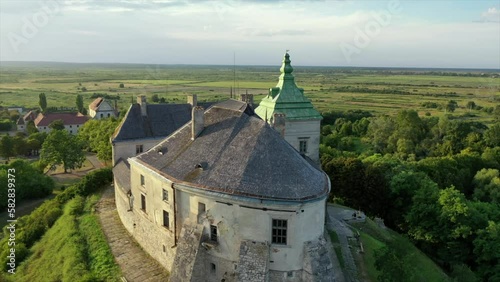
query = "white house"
xmin=33 ymin=112 xmax=88 ymax=134
xmin=89 ymin=97 xmax=117 ymax=119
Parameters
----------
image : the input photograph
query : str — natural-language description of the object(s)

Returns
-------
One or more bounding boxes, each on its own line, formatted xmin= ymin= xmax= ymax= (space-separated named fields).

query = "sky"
xmin=0 ymin=0 xmax=499 ymax=68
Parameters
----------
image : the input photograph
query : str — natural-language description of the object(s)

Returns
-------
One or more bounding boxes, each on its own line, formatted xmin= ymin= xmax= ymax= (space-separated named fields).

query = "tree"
xmin=12 ymin=135 xmax=28 ymax=156
xmin=374 ymin=238 xmax=417 ymax=282
xmin=466 ymin=101 xmax=476 ymax=112
xmin=119 ymin=83 xmax=124 ymax=88
xmin=41 ymin=130 xmax=85 ymax=173
xmin=39 ymin=93 xmax=47 ymax=112
xmin=472 ymin=168 xmax=500 ymax=203
xmin=26 ymin=120 xmax=38 ymax=134
xmin=76 ymin=94 xmax=86 ymax=115
xmin=446 ymin=100 xmax=458 ymax=113
xmin=77 ymin=118 xmax=119 ymax=163
xmin=0 ymin=135 xmax=14 ymax=160
xmin=48 ymin=119 xmax=65 ymax=131
xmin=484 ymin=123 xmax=500 ymax=147
xmin=151 ymin=94 xmax=160 ymax=103
xmin=473 ymin=221 xmax=500 ymax=282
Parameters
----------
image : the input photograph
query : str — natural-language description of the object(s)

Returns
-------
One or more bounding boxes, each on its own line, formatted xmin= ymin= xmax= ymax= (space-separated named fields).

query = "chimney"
xmin=272 ymin=113 xmax=286 ymax=138
xmin=191 ymin=106 xmax=204 ymax=140
xmin=240 ymin=92 xmax=254 ymax=105
xmin=187 ymin=94 xmax=197 ymax=107
xmin=137 ymin=95 xmax=147 ymax=116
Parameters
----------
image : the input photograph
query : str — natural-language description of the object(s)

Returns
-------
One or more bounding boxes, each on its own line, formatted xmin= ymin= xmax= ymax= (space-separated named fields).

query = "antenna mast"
xmin=233 ymin=52 xmax=236 ymax=97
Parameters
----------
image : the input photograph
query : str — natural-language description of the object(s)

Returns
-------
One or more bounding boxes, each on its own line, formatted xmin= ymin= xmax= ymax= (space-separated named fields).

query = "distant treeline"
xmin=90 ymin=93 xmax=120 ymax=100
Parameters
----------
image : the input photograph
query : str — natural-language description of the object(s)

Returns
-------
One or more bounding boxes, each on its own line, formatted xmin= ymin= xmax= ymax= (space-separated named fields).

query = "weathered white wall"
xmin=112 ymin=138 xmax=163 ymax=165
xmin=120 ymin=158 xmax=327 ymax=281
xmin=283 ymin=119 xmax=321 ymax=163
xmin=90 ymin=100 xmax=116 ymax=119
xmin=35 ymin=123 xmax=83 ymax=135
xmin=116 ymin=162 xmax=177 ymax=271
xmin=174 ymin=184 xmax=326 ymax=272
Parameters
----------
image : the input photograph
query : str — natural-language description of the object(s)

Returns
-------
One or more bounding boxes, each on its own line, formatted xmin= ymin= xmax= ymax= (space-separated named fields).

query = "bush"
xmin=17 ymin=220 xmax=46 ymax=248
xmin=75 ymin=168 xmax=113 ymax=196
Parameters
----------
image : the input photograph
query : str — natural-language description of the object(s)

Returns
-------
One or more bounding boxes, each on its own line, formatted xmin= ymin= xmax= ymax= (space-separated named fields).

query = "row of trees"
xmin=38 ymin=93 xmax=87 ymax=115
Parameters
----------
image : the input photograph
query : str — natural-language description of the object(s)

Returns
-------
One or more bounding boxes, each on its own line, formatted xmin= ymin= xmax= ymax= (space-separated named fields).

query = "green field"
xmin=1 ymin=62 xmax=498 ymax=125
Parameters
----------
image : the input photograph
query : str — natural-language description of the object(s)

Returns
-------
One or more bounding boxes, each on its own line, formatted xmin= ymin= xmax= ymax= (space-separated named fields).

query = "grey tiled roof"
xmin=112 ymin=103 xmax=212 ymax=141
xmin=136 ymin=100 xmax=328 ymax=201
xmin=113 ymin=159 xmax=131 ymax=192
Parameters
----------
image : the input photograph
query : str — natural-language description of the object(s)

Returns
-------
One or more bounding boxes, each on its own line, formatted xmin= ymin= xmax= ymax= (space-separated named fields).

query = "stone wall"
xmin=238 ymin=240 xmax=269 ymax=282
xmin=170 ymin=221 xmax=203 ymax=282
xmin=302 ymin=237 xmax=335 ymax=282
xmin=269 ymin=270 xmax=303 ymax=282
xmin=115 ymin=183 xmax=176 ymax=271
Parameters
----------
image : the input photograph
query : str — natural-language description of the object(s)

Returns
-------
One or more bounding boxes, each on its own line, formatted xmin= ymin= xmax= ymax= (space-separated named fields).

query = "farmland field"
xmin=0 ymin=61 xmax=498 ymax=124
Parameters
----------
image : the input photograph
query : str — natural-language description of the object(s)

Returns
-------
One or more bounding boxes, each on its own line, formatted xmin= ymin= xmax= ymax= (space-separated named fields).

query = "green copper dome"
xmin=255 ymin=52 xmax=322 ymax=122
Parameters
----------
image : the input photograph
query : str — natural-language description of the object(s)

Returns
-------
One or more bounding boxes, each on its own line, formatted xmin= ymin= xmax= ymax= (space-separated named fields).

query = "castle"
xmin=112 ymin=53 xmax=335 ymax=281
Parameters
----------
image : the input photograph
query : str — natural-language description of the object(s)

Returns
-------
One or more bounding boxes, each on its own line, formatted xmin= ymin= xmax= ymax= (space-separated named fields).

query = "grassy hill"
xmin=2 ymin=193 xmax=120 ymax=282
xmin=351 ymin=217 xmax=449 ymax=282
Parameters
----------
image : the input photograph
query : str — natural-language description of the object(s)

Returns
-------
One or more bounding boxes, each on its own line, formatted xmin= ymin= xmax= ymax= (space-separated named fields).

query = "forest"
xmin=320 ymin=108 xmax=500 ymax=281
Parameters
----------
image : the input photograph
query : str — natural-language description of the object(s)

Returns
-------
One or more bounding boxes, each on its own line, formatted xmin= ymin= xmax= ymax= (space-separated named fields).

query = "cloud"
xmin=481 ymin=7 xmax=500 ymax=22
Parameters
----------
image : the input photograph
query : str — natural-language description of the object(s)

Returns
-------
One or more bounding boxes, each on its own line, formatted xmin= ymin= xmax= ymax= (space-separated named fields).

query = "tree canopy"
xmin=40 ymin=130 xmax=85 ymax=173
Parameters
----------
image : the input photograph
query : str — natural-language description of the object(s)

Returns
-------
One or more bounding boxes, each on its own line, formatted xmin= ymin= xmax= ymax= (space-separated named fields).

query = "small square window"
xmin=162 ymin=189 xmax=169 ymax=202
xmin=210 ymin=225 xmax=217 ymax=242
xmin=140 ymin=174 xmax=145 ymax=186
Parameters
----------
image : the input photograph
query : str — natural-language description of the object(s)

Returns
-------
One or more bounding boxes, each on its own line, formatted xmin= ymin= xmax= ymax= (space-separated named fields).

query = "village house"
xmin=112 ymin=53 xmax=334 ymax=282
xmin=88 ymin=97 xmax=117 ymax=119
xmin=33 ymin=112 xmax=88 ymax=134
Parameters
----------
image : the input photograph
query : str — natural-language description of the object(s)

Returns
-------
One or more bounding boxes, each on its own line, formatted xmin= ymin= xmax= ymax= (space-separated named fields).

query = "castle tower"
xmin=255 ymin=52 xmax=323 ymax=163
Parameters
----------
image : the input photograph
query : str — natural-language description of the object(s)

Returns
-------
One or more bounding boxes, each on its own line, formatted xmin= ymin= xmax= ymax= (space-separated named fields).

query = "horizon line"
xmin=1 ymin=60 xmax=499 ymax=72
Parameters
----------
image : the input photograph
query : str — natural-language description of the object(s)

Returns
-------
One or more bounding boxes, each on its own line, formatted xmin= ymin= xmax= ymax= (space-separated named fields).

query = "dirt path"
xmin=96 ymin=185 xmax=169 ymax=282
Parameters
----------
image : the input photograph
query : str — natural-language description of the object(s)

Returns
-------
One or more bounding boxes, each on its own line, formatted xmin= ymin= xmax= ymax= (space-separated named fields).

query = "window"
xmin=210 ymin=225 xmax=217 ymax=242
xmin=162 ymin=189 xmax=168 ymax=202
xmin=140 ymin=174 xmax=145 ymax=186
xmin=299 ymin=140 xmax=308 ymax=154
xmin=163 ymin=210 xmax=169 ymax=229
xmin=210 ymin=263 xmax=216 ymax=274
xmin=198 ymin=202 xmax=206 ymax=216
xmin=77 ymin=125 xmax=79 ymax=127
xmin=136 ymin=144 xmax=144 ymax=155
xmin=100 ymin=113 xmax=103 ymax=118
xmin=107 ymin=113 xmax=111 ymax=117
xmin=141 ymin=194 xmax=146 ymax=212
xmin=69 ymin=125 xmax=72 ymax=128
xmin=272 ymin=219 xmax=287 ymax=245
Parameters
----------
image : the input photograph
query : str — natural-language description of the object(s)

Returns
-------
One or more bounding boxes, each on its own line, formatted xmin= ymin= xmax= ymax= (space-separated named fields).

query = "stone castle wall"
xmin=115 ymin=183 xmax=175 ymax=271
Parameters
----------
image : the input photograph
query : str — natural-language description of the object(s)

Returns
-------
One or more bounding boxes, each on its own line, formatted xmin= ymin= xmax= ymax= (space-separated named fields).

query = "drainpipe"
xmin=171 ymin=182 xmax=177 ymax=248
